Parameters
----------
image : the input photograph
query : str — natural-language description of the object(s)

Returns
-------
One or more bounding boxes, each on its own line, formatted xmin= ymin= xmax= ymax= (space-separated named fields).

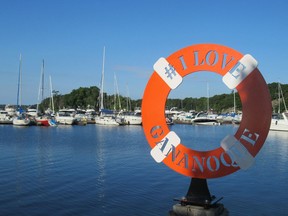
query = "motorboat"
xmin=116 ymin=110 xmax=142 ymax=125
xmin=27 ymin=108 xmax=38 ymax=117
xmin=0 ymin=110 xmax=13 ymax=124
xmin=171 ymin=111 xmax=196 ymax=123
xmin=191 ymin=112 xmax=220 ymax=125
xmin=270 ymin=112 xmax=288 ymax=132
xmin=4 ymin=104 xmax=16 ymax=116
xmin=55 ymin=109 xmax=76 ymax=125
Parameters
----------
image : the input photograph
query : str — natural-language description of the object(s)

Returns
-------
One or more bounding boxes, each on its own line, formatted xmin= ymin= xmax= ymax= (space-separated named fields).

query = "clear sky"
xmin=1 ymin=0 xmax=287 ymax=105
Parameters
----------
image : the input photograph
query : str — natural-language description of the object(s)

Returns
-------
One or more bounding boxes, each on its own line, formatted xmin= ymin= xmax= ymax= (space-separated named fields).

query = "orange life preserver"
xmin=142 ymin=44 xmax=272 ymax=179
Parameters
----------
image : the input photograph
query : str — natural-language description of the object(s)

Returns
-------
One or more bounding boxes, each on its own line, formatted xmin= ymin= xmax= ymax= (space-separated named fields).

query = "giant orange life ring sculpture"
xmin=142 ymin=44 xmax=272 ymax=179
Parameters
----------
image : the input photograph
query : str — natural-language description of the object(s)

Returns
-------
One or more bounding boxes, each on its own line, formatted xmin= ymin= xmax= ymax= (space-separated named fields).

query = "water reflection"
xmin=0 ymin=124 xmax=287 ymax=215
xmin=94 ymin=126 xmax=107 ymax=212
xmin=267 ymin=130 xmax=288 ymax=170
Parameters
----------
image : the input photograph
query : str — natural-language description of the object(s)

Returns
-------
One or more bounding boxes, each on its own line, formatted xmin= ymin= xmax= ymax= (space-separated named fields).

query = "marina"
xmin=0 ymin=2 xmax=287 ymax=215
xmin=0 ymin=124 xmax=287 ymax=215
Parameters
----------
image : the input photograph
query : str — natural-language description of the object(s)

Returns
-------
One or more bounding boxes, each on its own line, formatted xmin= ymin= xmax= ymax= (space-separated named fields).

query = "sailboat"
xmin=13 ymin=54 xmax=31 ymax=126
xmin=95 ymin=47 xmax=119 ymax=125
xmin=231 ymin=89 xmax=242 ymax=124
xmin=35 ymin=60 xmax=57 ymax=126
xmin=217 ymin=89 xmax=242 ymax=124
xmin=116 ymin=84 xmax=142 ymax=125
xmin=270 ymin=83 xmax=288 ymax=132
xmin=191 ymin=82 xmax=220 ymax=125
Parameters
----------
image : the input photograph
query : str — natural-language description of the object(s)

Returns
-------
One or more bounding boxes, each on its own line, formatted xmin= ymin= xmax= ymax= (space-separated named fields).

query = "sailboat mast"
xmin=278 ymin=82 xmax=287 ymax=112
xmin=126 ymin=84 xmax=131 ymax=111
xmin=278 ymin=82 xmax=281 ymax=113
xmin=99 ymin=46 xmax=105 ymax=111
xmin=37 ymin=59 xmax=45 ymax=114
xmin=233 ymin=89 xmax=236 ymax=113
xmin=207 ymin=82 xmax=209 ymax=112
xmin=16 ymin=53 xmax=22 ymax=108
xmin=113 ymin=73 xmax=116 ymax=111
xmin=114 ymin=73 xmax=121 ymax=111
xmin=49 ymin=75 xmax=55 ymax=114
xmin=41 ymin=60 xmax=45 ymax=101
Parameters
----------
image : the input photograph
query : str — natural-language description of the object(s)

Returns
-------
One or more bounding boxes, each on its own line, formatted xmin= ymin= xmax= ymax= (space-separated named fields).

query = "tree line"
xmin=36 ymin=82 xmax=287 ymax=114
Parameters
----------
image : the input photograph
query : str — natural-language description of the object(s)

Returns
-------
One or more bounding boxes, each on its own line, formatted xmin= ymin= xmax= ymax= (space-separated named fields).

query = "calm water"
xmin=0 ymin=124 xmax=287 ymax=216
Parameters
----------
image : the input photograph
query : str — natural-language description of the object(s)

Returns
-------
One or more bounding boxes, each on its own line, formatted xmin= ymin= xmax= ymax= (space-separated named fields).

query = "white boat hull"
xmin=116 ymin=111 xmax=142 ymax=125
xmin=0 ymin=119 xmax=13 ymax=124
xmin=13 ymin=118 xmax=31 ymax=126
xmin=270 ymin=112 xmax=288 ymax=132
xmin=119 ymin=116 xmax=142 ymax=125
xmin=95 ymin=116 xmax=119 ymax=125
xmin=55 ymin=116 xmax=76 ymax=125
xmin=270 ymin=119 xmax=288 ymax=132
xmin=0 ymin=111 xmax=13 ymax=124
xmin=191 ymin=112 xmax=220 ymax=125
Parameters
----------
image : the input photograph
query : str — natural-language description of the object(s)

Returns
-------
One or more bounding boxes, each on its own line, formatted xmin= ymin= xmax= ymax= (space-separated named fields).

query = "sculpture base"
xmin=169 ymin=203 xmax=229 ymax=216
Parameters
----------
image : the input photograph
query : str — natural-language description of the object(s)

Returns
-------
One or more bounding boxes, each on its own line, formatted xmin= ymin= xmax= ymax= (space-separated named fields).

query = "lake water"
xmin=0 ymin=124 xmax=287 ymax=216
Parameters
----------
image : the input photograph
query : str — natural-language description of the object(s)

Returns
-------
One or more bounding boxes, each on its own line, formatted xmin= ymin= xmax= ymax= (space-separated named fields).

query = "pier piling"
xmin=169 ymin=178 xmax=228 ymax=216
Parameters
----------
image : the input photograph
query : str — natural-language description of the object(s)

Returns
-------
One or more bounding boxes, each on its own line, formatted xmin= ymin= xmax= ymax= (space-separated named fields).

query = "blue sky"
xmin=1 ymin=0 xmax=288 ymax=105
